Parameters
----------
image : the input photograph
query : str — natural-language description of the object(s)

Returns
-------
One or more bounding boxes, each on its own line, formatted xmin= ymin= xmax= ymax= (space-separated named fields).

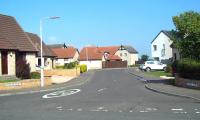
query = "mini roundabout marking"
xmin=42 ymin=89 xmax=81 ymax=98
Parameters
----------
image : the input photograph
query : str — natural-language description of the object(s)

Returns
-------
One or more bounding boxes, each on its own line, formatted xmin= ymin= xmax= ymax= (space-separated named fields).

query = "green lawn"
xmin=144 ymin=71 xmax=172 ymax=77
xmin=0 ymin=79 xmax=19 ymax=83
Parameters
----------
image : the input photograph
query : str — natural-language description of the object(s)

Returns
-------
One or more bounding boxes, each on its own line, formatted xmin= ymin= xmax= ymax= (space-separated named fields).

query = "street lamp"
xmin=40 ymin=16 xmax=60 ymax=87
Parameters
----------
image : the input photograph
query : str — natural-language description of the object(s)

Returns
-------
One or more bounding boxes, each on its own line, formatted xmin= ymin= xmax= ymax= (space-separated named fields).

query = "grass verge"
xmin=0 ymin=79 xmax=19 ymax=83
xmin=144 ymin=71 xmax=172 ymax=77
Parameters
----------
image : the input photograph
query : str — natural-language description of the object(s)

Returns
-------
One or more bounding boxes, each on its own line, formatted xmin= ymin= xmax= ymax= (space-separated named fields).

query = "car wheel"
xmin=146 ymin=67 xmax=151 ymax=72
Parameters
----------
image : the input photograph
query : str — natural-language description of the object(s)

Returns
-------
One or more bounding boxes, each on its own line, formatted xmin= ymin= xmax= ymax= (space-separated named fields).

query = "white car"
xmin=139 ymin=61 xmax=167 ymax=72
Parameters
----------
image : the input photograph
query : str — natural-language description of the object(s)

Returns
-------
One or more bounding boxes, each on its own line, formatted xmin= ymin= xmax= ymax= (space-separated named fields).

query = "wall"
xmin=55 ymin=58 xmax=74 ymax=66
xmin=8 ymin=51 xmax=16 ymax=75
xmin=175 ymin=74 xmax=200 ymax=89
xmin=115 ymin=50 xmax=139 ymax=65
xmin=26 ymin=53 xmax=36 ymax=72
xmin=130 ymin=54 xmax=139 ymax=65
xmin=73 ymin=51 xmax=79 ymax=61
xmin=151 ymin=32 xmax=173 ymax=61
xmin=0 ymin=52 xmax=1 ymax=75
xmin=79 ymin=60 xmax=102 ymax=70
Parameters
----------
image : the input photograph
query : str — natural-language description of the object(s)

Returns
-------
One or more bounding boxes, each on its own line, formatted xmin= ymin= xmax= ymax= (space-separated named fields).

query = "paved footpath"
xmin=0 ymin=71 xmax=95 ymax=96
xmin=128 ymin=67 xmax=200 ymax=101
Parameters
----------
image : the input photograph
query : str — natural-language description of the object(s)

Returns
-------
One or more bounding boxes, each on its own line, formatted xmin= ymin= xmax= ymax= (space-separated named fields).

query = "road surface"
xmin=0 ymin=69 xmax=199 ymax=120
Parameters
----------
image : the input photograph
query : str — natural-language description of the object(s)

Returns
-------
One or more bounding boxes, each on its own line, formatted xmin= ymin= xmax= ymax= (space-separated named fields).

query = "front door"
xmin=1 ymin=51 xmax=8 ymax=74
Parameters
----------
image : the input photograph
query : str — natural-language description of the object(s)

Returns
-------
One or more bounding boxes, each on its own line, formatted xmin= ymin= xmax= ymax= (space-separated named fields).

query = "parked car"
xmin=139 ymin=61 xmax=167 ymax=72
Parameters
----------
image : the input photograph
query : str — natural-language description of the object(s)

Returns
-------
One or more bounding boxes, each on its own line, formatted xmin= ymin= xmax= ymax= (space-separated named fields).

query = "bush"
xmin=63 ymin=61 xmax=78 ymax=69
xmin=165 ymin=64 xmax=172 ymax=73
xmin=80 ymin=64 xmax=87 ymax=73
xmin=55 ymin=65 xmax=64 ymax=69
xmin=31 ymin=72 xmax=40 ymax=79
xmin=16 ymin=59 xmax=31 ymax=79
xmin=177 ymin=58 xmax=200 ymax=80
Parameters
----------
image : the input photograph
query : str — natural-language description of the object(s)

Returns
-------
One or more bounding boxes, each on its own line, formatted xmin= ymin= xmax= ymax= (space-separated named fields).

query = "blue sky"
xmin=1 ymin=0 xmax=200 ymax=57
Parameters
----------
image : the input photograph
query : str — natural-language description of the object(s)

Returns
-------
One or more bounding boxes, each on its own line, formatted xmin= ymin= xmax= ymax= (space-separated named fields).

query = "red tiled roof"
xmin=52 ymin=47 xmax=78 ymax=59
xmin=0 ymin=14 xmax=37 ymax=52
xmin=107 ymin=54 xmax=121 ymax=61
xmin=78 ymin=46 xmax=120 ymax=61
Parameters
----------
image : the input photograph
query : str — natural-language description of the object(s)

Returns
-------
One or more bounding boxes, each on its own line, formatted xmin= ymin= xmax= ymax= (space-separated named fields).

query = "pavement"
xmin=128 ymin=67 xmax=200 ymax=101
xmin=0 ymin=68 xmax=200 ymax=120
xmin=0 ymin=70 xmax=95 ymax=96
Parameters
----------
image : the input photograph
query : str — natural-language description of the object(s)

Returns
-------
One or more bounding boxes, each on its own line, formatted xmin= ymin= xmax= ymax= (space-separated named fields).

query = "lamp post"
xmin=40 ymin=16 xmax=60 ymax=87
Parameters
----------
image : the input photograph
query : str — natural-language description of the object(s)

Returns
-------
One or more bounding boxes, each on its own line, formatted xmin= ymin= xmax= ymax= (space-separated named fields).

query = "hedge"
xmin=177 ymin=58 xmax=200 ymax=80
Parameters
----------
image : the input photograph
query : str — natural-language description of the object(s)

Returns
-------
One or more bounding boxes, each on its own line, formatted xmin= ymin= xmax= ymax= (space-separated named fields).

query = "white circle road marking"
xmin=42 ymin=89 xmax=81 ymax=98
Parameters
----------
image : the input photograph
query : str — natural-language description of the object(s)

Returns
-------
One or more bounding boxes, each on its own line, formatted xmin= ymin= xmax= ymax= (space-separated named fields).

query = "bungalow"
xmin=151 ymin=30 xmax=181 ymax=63
xmin=51 ymin=46 xmax=79 ymax=66
xmin=26 ymin=32 xmax=57 ymax=70
xmin=78 ymin=45 xmax=138 ymax=69
xmin=0 ymin=14 xmax=37 ymax=76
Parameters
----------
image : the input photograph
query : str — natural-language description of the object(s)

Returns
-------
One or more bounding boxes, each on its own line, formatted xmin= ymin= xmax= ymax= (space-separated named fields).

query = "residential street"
xmin=0 ymin=69 xmax=200 ymax=120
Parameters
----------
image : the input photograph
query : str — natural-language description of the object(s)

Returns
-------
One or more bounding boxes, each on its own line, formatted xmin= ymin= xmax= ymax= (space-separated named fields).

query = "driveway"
xmin=0 ymin=69 xmax=199 ymax=120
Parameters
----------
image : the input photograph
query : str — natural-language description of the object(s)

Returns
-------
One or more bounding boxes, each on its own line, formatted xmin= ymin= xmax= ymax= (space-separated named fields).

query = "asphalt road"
xmin=0 ymin=69 xmax=200 ymax=120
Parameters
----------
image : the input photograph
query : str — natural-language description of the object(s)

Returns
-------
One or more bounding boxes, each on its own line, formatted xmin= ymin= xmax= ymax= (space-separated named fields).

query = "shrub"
xmin=16 ymin=59 xmax=31 ymax=79
xmin=31 ymin=72 xmax=40 ymax=79
xmin=55 ymin=65 xmax=64 ymax=69
xmin=165 ymin=64 xmax=172 ymax=73
xmin=177 ymin=58 xmax=200 ymax=80
xmin=63 ymin=61 xmax=78 ymax=69
xmin=80 ymin=64 xmax=87 ymax=73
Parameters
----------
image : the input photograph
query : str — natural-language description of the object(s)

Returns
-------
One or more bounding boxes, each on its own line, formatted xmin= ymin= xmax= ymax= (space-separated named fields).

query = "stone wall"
xmin=42 ymin=68 xmax=80 ymax=77
xmin=175 ymin=74 xmax=200 ymax=89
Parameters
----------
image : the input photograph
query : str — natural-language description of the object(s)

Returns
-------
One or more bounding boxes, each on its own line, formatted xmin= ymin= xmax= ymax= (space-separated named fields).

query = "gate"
xmin=102 ymin=61 xmax=127 ymax=68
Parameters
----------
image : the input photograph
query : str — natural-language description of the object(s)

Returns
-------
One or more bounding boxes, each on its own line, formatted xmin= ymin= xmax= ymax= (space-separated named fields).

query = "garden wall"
xmin=175 ymin=74 xmax=200 ymax=89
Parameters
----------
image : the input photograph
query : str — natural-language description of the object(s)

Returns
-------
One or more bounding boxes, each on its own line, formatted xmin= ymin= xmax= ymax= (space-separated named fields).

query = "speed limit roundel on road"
xmin=42 ymin=89 xmax=81 ymax=98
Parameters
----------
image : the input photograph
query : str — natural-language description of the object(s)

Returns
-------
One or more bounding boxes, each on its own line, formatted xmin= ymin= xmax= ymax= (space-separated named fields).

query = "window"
xmin=147 ymin=61 xmax=154 ymax=64
xmin=120 ymin=53 xmax=122 ymax=56
xmin=153 ymin=45 xmax=157 ymax=51
xmin=124 ymin=53 xmax=127 ymax=56
xmin=161 ymin=44 xmax=166 ymax=57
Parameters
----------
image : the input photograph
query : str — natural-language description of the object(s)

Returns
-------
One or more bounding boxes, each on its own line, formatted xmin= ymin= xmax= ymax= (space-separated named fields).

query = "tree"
xmin=171 ymin=11 xmax=200 ymax=60
xmin=141 ymin=54 xmax=149 ymax=62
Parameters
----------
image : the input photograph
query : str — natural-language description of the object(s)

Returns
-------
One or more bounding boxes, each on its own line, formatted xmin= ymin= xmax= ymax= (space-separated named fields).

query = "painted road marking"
xmin=42 ymin=89 xmax=81 ymax=98
xmin=139 ymin=111 xmax=149 ymax=113
xmin=196 ymin=112 xmax=200 ymax=114
xmin=145 ymin=108 xmax=157 ymax=111
xmin=173 ymin=111 xmax=187 ymax=114
xmin=97 ymin=88 xmax=106 ymax=92
xmin=171 ymin=108 xmax=183 ymax=111
xmin=77 ymin=108 xmax=82 ymax=111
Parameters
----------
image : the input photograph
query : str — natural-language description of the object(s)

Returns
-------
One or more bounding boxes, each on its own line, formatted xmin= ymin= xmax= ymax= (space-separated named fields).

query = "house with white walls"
xmin=151 ymin=30 xmax=180 ymax=62
xmin=51 ymin=47 xmax=79 ymax=66
xmin=78 ymin=45 xmax=138 ymax=70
